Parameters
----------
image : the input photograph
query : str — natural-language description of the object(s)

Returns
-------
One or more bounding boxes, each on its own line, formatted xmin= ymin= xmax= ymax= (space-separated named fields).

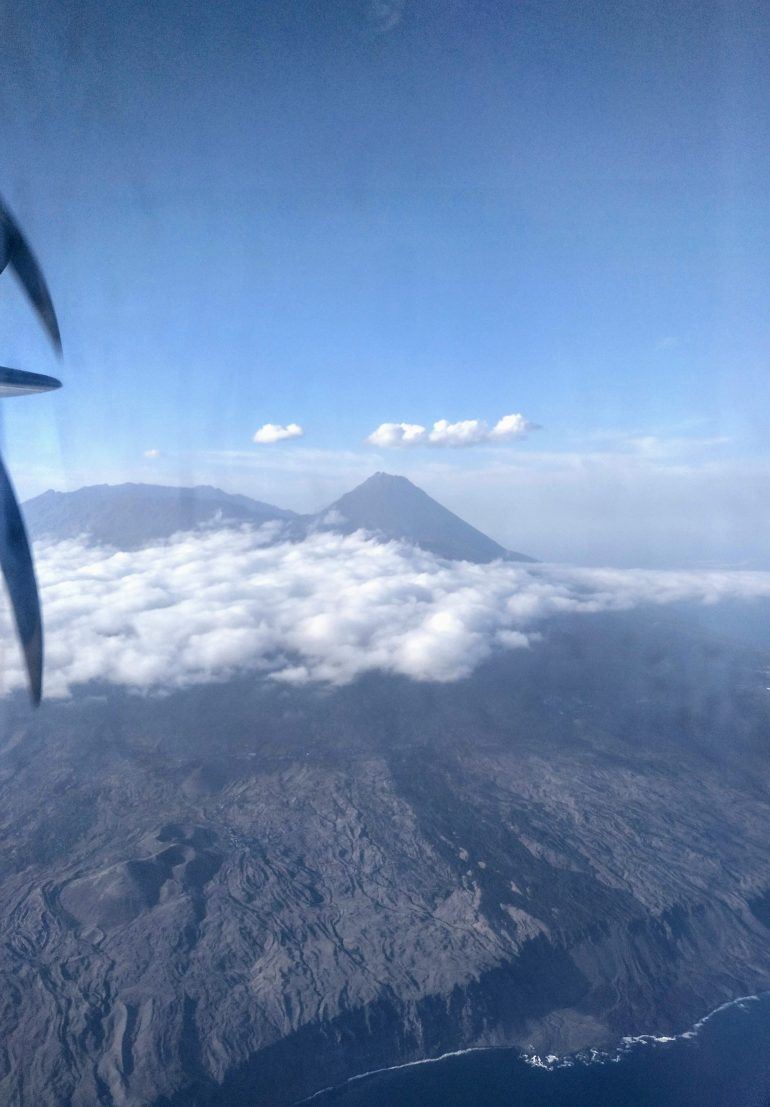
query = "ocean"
xmin=305 ymin=994 xmax=770 ymax=1106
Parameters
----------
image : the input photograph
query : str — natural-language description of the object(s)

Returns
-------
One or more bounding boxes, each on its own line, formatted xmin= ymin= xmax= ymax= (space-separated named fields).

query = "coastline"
xmin=297 ymin=992 xmax=767 ymax=1105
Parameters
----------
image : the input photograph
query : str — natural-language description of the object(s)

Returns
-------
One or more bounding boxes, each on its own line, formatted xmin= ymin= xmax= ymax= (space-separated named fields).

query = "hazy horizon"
xmin=18 ymin=463 xmax=770 ymax=570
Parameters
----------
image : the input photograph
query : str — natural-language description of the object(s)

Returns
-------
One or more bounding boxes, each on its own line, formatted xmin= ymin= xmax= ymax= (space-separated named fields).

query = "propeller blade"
xmin=0 ymin=451 xmax=42 ymax=704
xmin=0 ymin=199 xmax=62 ymax=354
xmin=0 ymin=365 xmax=62 ymax=397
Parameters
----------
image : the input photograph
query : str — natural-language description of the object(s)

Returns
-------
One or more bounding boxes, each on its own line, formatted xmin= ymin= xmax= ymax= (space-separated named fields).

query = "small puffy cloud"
xmin=429 ymin=419 xmax=490 ymax=447
xmin=489 ymin=413 xmax=532 ymax=440
xmin=368 ymin=0 xmax=406 ymax=33
xmin=253 ymin=423 xmax=304 ymax=445
xmin=321 ymin=509 xmax=346 ymax=526
xmin=8 ymin=527 xmax=770 ymax=699
xmin=368 ymin=413 xmax=536 ymax=449
xmin=367 ymin=423 xmax=429 ymax=448
xmin=143 ymin=449 xmax=162 ymax=459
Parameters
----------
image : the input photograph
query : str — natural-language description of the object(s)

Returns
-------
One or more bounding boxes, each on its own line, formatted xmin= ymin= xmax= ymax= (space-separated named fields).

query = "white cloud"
xmin=8 ymin=527 xmax=770 ymax=699
xmin=429 ymin=419 xmax=490 ymax=447
xmin=143 ymin=448 xmax=162 ymax=459
xmin=367 ymin=423 xmax=427 ymax=448
xmin=367 ymin=413 xmax=535 ymax=449
xmin=368 ymin=0 xmax=406 ymax=32
xmin=490 ymin=413 xmax=534 ymax=440
xmin=253 ymin=423 xmax=304 ymax=445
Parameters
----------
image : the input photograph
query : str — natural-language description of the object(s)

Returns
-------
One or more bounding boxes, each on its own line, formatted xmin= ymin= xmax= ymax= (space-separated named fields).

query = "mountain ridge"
xmin=23 ymin=473 xmax=534 ymax=563
xmin=23 ymin=482 xmax=296 ymax=550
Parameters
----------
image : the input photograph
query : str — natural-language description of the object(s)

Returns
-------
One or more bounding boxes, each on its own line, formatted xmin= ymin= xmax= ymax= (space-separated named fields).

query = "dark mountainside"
xmin=314 ymin=472 xmax=534 ymax=563
xmin=23 ymin=473 xmax=534 ymax=563
xmin=23 ymin=484 xmax=297 ymax=549
xmin=1 ymin=491 xmax=770 ymax=1104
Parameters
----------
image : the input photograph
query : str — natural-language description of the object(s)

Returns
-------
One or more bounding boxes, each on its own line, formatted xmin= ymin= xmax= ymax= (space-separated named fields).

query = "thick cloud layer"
xmin=6 ymin=527 xmax=770 ymax=698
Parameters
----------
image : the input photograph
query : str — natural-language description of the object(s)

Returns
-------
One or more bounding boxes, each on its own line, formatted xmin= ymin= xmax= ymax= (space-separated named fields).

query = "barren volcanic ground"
xmin=1 ymin=608 xmax=770 ymax=1105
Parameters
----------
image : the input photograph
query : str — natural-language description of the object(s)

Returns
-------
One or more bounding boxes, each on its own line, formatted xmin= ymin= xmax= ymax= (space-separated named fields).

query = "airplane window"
xmin=1 ymin=3 xmax=769 ymax=1105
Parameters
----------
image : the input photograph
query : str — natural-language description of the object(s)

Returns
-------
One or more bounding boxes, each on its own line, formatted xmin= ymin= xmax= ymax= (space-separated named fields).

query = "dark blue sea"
xmin=305 ymin=994 xmax=770 ymax=1106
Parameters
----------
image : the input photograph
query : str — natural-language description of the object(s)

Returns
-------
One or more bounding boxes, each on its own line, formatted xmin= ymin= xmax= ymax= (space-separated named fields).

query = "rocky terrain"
xmin=1 ymin=607 xmax=770 ymax=1105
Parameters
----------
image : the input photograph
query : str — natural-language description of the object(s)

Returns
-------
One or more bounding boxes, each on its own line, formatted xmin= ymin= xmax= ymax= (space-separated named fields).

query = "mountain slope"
xmin=23 ymin=474 xmax=533 ymax=563
xmin=315 ymin=472 xmax=533 ymax=563
xmin=23 ymin=483 xmax=295 ymax=548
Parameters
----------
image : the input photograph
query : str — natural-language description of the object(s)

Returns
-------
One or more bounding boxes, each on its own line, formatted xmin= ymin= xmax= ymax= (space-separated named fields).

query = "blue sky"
xmin=1 ymin=0 xmax=769 ymax=565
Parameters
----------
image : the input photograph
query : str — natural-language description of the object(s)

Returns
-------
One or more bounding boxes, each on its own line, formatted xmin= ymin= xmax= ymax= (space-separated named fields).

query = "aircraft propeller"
xmin=0 ymin=197 xmax=62 ymax=705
